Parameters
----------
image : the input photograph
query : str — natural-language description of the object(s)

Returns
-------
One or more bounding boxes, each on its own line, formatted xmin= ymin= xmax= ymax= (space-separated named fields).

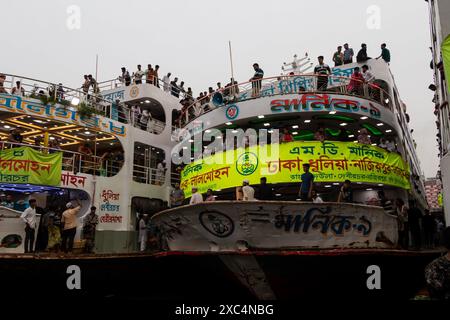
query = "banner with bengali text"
xmin=180 ymin=141 xmax=410 ymax=197
xmin=0 ymin=147 xmax=62 ymax=186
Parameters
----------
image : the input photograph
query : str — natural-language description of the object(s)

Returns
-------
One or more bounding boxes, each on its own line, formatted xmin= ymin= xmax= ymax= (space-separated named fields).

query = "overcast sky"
xmin=1 ymin=0 xmax=438 ymax=177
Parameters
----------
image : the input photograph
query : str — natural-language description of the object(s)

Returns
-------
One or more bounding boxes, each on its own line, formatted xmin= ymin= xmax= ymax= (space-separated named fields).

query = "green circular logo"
xmin=236 ymin=152 xmax=259 ymax=176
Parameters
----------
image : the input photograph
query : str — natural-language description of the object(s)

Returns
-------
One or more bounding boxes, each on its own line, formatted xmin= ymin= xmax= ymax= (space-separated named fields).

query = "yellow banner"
xmin=180 ymin=141 xmax=410 ymax=197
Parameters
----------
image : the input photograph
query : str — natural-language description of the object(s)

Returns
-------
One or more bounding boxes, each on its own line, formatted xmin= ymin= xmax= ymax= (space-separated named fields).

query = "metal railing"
xmin=177 ymin=74 xmax=393 ymax=127
xmin=0 ymin=73 xmax=166 ymax=134
xmin=132 ymin=163 xmax=182 ymax=186
xmin=0 ymin=141 xmax=123 ymax=178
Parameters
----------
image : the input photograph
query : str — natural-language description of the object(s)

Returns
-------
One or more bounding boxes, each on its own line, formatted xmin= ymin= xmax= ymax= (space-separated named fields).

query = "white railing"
xmin=177 ymin=74 xmax=393 ymax=127
xmin=0 ymin=73 xmax=166 ymax=134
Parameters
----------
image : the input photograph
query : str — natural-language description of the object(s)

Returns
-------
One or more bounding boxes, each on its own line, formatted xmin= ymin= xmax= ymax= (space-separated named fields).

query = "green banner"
xmin=0 ymin=147 xmax=62 ymax=186
xmin=441 ymin=34 xmax=450 ymax=94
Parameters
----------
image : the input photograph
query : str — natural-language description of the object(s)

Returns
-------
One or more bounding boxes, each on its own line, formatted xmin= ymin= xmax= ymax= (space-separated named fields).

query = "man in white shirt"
xmin=311 ymin=190 xmax=324 ymax=204
xmin=20 ymin=199 xmax=38 ymax=253
xmin=242 ymin=180 xmax=256 ymax=201
xmin=190 ymin=187 xmax=204 ymax=204
xmin=362 ymin=65 xmax=375 ymax=83
xmin=163 ymin=73 xmax=171 ymax=92
xmin=139 ymin=214 xmax=148 ymax=252
xmin=133 ymin=64 xmax=145 ymax=84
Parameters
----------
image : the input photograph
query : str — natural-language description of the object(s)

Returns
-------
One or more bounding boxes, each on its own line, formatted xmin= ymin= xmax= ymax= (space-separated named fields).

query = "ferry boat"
xmin=0 ymin=56 xmax=441 ymax=300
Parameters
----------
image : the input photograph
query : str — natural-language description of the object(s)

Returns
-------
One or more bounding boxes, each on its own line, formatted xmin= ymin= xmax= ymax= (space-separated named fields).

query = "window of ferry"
xmin=133 ymin=142 xmax=166 ymax=185
xmin=127 ymin=98 xmax=166 ymax=134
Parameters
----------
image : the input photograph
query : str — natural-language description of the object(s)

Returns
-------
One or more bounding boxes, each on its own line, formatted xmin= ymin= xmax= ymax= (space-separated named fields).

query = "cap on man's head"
xmin=243 ymin=179 xmax=249 ymax=184
xmin=66 ymin=202 xmax=73 ymax=208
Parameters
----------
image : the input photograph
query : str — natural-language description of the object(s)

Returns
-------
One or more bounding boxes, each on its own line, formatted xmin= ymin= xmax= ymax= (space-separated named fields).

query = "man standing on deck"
xmin=61 ymin=199 xmax=81 ymax=254
xmin=314 ymin=56 xmax=331 ymax=91
xmin=190 ymin=187 xmax=204 ymax=204
xmin=343 ymin=43 xmax=354 ymax=64
xmin=257 ymin=177 xmax=274 ymax=200
xmin=82 ymin=206 xmax=99 ymax=253
xmin=139 ymin=214 xmax=149 ymax=252
xmin=242 ymin=180 xmax=256 ymax=201
xmin=20 ymin=199 xmax=37 ymax=253
xmin=376 ymin=43 xmax=391 ymax=64
xmin=163 ymin=72 xmax=171 ymax=92
xmin=250 ymin=63 xmax=264 ymax=97
xmin=298 ymin=164 xmax=314 ymax=201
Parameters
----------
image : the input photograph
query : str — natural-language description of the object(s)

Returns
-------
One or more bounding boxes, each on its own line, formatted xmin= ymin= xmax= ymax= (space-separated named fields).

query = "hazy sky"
xmin=1 ymin=0 xmax=438 ymax=177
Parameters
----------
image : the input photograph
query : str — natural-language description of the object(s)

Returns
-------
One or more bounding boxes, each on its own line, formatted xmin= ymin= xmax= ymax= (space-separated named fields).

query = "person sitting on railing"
xmin=154 ymin=65 xmax=160 ymax=87
xmin=11 ymin=81 xmax=25 ymax=96
xmin=250 ymin=63 xmax=264 ymax=97
xmin=356 ymin=43 xmax=371 ymax=63
xmin=133 ymin=64 xmax=145 ymax=84
xmin=314 ymin=127 xmax=326 ymax=143
xmin=82 ymin=75 xmax=90 ymax=96
xmin=333 ymin=46 xmax=344 ymax=66
xmin=343 ymin=43 xmax=354 ymax=64
xmin=357 ymin=128 xmax=371 ymax=145
xmin=162 ymin=72 xmax=171 ymax=92
xmin=347 ymin=67 xmax=364 ymax=95
xmin=119 ymin=67 xmax=131 ymax=86
xmin=0 ymin=73 xmax=7 ymax=93
xmin=314 ymin=56 xmax=331 ymax=91
xmin=170 ymin=77 xmax=180 ymax=98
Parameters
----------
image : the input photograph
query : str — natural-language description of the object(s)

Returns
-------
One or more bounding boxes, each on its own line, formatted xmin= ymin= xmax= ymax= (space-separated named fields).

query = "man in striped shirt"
xmin=314 ymin=56 xmax=331 ymax=91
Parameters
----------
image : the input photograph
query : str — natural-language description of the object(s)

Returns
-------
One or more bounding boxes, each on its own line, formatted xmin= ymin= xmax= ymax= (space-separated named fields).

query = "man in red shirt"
xmin=347 ymin=67 xmax=364 ymax=95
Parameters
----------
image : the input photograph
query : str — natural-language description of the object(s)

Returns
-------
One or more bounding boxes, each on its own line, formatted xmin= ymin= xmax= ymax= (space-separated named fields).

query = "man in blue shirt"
xmin=250 ymin=63 xmax=264 ymax=97
xmin=299 ymin=163 xmax=314 ymax=201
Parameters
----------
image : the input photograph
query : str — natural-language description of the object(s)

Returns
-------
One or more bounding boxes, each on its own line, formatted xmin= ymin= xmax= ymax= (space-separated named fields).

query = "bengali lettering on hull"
xmin=152 ymin=201 xmax=398 ymax=251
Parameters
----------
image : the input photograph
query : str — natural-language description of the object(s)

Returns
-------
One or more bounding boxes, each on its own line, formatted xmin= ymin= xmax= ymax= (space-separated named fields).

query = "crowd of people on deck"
xmin=0 ymin=196 xmax=99 ymax=254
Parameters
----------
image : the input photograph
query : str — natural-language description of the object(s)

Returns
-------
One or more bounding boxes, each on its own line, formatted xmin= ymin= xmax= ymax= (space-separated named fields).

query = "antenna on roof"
xmin=281 ymin=52 xmax=313 ymax=75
